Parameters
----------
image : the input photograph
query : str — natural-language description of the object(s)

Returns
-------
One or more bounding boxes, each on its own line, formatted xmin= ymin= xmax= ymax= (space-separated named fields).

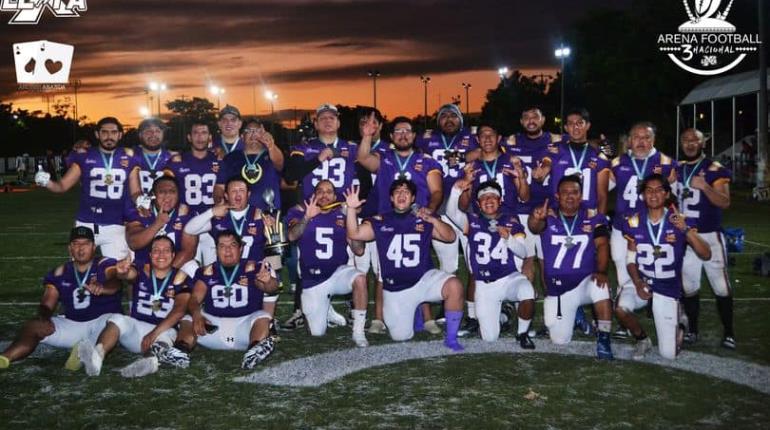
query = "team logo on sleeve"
xmin=238 ymin=275 xmax=248 ymax=286
xmin=666 ymin=233 xmax=677 ymax=243
xmin=120 ymin=158 xmax=129 ymax=168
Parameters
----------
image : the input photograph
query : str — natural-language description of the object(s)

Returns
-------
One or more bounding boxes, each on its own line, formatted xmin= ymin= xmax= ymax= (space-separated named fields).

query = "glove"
xmin=135 ymin=194 xmax=153 ymax=210
xmin=34 ymin=165 xmax=50 ymax=187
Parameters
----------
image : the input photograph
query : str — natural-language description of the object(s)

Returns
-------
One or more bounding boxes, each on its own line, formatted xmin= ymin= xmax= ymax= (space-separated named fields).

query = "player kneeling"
xmin=528 ymin=176 xmax=614 ymax=360
xmin=345 ymin=180 xmax=465 ymax=351
xmin=615 ymin=174 xmax=711 ymax=360
xmin=173 ymin=230 xmax=279 ymax=369
xmin=78 ymin=236 xmax=192 ymax=377
xmin=287 ymin=180 xmax=369 ymax=347
xmin=0 ymin=227 xmax=128 ymax=369
xmin=447 ymin=179 xmax=535 ymax=347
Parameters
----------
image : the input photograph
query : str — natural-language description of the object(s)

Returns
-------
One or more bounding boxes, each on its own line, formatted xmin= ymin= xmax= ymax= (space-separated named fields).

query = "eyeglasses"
xmin=392 ymin=129 xmax=413 ymax=135
xmin=244 ymin=128 xmax=262 ymax=134
xmin=566 ymin=120 xmax=587 ymax=128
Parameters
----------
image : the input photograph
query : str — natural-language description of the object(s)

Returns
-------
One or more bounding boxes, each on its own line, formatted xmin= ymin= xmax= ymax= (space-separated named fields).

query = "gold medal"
xmin=151 ymin=300 xmax=161 ymax=312
xmin=104 ymin=174 xmax=114 ymax=185
xmin=241 ymin=164 xmax=263 ymax=184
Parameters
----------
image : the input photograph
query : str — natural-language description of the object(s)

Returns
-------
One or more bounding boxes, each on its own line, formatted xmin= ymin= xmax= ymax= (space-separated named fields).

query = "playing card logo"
xmin=13 ymin=40 xmax=74 ymax=84
xmin=1 ymin=0 xmax=87 ymax=25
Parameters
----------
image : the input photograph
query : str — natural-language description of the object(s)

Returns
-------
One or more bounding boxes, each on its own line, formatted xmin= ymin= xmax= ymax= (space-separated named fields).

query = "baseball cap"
xmin=316 ymin=103 xmax=339 ymax=117
xmin=219 ymin=104 xmax=241 ymax=119
xmin=69 ymin=226 xmax=95 ymax=242
xmin=138 ymin=117 xmax=166 ymax=133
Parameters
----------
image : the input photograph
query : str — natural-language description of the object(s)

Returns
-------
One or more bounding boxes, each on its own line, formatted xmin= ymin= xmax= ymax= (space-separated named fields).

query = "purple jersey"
xmin=211 ymin=206 xmax=266 ymax=262
xmin=622 ymin=208 xmax=687 ymax=299
xmin=69 ymin=147 xmax=137 ymax=226
xmin=540 ymin=209 xmax=606 ymax=296
xmin=194 ymin=260 xmax=264 ymax=317
xmin=503 ymin=132 xmax=562 ymax=213
xmin=548 ymin=142 xmax=610 ymax=211
xmin=43 ymin=258 xmax=122 ymax=322
xmin=124 ymin=204 xmax=193 ymax=267
xmin=129 ymin=265 xmax=191 ymax=325
xmin=369 ymin=212 xmax=434 ymax=292
xmin=131 ymin=147 xmax=175 ymax=195
xmin=416 ymin=128 xmax=478 ymax=200
xmin=212 ymin=136 xmax=245 ymax=156
xmin=290 ymin=138 xmax=358 ymax=201
xmin=466 ymin=212 xmax=525 ymax=282
xmin=216 ymin=150 xmax=281 ymax=212
xmin=611 ymin=149 xmax=676 ymax=229
xmin=467 ymin=153 xmax=524 ymax=214
xmin=165 ymin=152 xmax=221 ymax=215
xmin=287 ymin=206 xmax=348 ymax=289
xmin=675 ymin=158 xmax=730 ymax=233
xmin=372 ymin=149 xmax=443 ymax=213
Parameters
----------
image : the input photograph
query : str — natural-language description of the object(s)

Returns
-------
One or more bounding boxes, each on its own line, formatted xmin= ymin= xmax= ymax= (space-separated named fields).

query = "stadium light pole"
xmin=461 ymin=82 xmax=472 ymax=116
xmin=420 ymin=75 xmax=431 ymax=129
xmin=139 ymin=106 xmax=151 ymax=118
xmin=368 ymin=70 xmax=380 ymax=109
xmin=209 ymin=85 xmax=225 ymax=110
xmin=149 ymin=81 xmax=167 ymax=117
xmin=264 ymin=90 xmax=278 ymax=116
xmin=497 ymin=67 xmax=509 ymax=87
xmin=554 ymin=45 xmax=571 ymax=125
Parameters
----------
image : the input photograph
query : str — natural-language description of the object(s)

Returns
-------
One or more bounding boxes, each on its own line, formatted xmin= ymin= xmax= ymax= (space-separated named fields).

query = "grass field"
xmin=1 ymin=185 xmax=769 ymax=429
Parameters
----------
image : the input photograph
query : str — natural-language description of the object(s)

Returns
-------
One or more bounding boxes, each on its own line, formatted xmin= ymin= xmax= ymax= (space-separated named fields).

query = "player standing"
xmin=129 ymin=118 xmax=175 ymax=202
xmin=212 ymin=105 xmax=245 ymax=157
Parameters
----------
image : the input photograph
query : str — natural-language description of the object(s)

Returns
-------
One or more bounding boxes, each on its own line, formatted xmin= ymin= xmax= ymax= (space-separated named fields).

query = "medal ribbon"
xmin=99 ymin=150 xmax=114 ymax=178
xmin=73 ymin=262 xmax=93 ymax=292
xmin=631 ymin=153 xmax=651 ymax=179
xmin=559 ymin=211 xmax=578 ymax=238
xmin=645 ymin=208 xmax=668 ymax=250
xmin=219 ymin=263 xmax=240 ymax=290
xmin=244 ymin=150 xmax=265 ymax=172
xmin=229 ymin=206 xmax=249 ymax=236
xmin=441 ymin=133 xmax=458 ymax=151
xmin=221 ymin=138 xmax=239 ymax=155
xmin=682 ymin=157 xmax=704 ymax=188
xmin=395 ymin=150 xmax=414 ymax=175
xmin=151 ymin=269 xmax=172 ymax=302
xmin=152 ymin=206 xmax=176 ymax=231
xmin=568 ymin=143 xmax=588 ymax=172
xmin=143 ymin=150 xmax=160 ymax=172
xmin=481 ymin=157 xmax=498 ymax=181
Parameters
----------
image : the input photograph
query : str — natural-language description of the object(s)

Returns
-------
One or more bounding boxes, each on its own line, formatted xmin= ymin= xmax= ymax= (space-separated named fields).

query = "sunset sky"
xmin=1 ymin=0 xmax=630 ymax=127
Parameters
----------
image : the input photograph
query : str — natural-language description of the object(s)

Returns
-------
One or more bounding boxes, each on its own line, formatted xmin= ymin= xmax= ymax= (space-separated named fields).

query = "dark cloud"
xmin=1 ymin=0 xmax=630 ymax=98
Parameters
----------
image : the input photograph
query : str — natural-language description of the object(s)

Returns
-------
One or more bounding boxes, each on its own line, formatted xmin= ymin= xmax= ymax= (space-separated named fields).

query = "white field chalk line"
xmin=234 ymin=338 xmax=770 ymax=394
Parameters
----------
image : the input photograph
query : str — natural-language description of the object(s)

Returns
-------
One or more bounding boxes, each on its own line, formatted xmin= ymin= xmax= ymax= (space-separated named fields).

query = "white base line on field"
xmin=235 ymin=338 xmax=770 ymax=394
xmin=745 ymin=239 xmax=770 ymax=249
xmin=0 ymin=256 xmax=67 ymax=260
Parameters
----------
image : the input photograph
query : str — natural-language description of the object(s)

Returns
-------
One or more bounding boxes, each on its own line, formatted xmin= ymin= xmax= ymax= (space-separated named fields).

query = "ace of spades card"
xmin=13 ymin=40 xmax=74 ymax=84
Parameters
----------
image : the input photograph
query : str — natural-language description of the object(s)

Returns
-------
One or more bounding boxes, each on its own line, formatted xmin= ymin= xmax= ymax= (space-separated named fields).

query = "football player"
xmin=212 ymin=105 xmax=245 ymax=157
xmin=35 ymin=117 xmax=138 ymax=259
xmin=0 ymin=227 xmax=128 ymax=369
xmin=214 ymin=118 xmax=283 ymax=211
xmin=165 ymin=120 xmax=222 ymax=266
xmin=172 ymin=230 xmax=279 ymax=369
xmin=78 ymin=236 xmax=192 ymax=377
xmin=615 ymin=174 xmax=711 ymax=360
xmin=345 ymin=180 xmax=465 ymax=351
xmin=447 ymin=179 xmax=535 ymax=347
xmin=676 ymin=128 xmax=735 ymax=349
xmin=528 ymin=175 xmax=614 ymax=359
xmin=129 ymin=117 xmax=176 ymax=207
xmin=286 ymin=180 xmax=369 ymax=347
xmin=357 ymin=115 xmax=444 ymax=334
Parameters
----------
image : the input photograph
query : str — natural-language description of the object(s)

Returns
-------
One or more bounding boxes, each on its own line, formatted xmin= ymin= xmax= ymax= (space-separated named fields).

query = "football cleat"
xmin=241 ymin=336 xmax=276 ymax=370
xmin=327 ymin=306 xmax=347 ymax=327
xmin=596 ymin=332 xmax=614 ymax=360
xmin=574 ymin=307 xmax=595 ymax=336
xmin=500 ymin=302 xmax=515 ymax=332
xmin=368 ymin=319 xmax=387 ymax=334
xmin=157 ymin=346 xmax=190 ymax=369
xmin=721 ymin=336 xmax=736 ymax=350
xmin=632 ymin=337 xmax=653 ymax=360
xmin=120 ymin=356 xmax=159 ymax=378
xmin=64 ymin=341 xmax=83 ymax=371
xmin=534 ymin=327 xmax=550 ymax=339
xmin=457 ymin=318 xmax=479 ymax=338
xmin=612 ymin=327 xmax=631 ymax=339
xmin=424 ymin=319 xmax=442 ymax=335
xmin=79 ymin=342 xmax=103 ymax=376
xmin=516 ymin=333 xmax=536 ymax=350
xmin=352 ymin=331 xmax=369 ymax=348
xmin=281 ymin=309 xmax=305 ymax=330
xmin=684 ymin=332 xmax=698 ymax=344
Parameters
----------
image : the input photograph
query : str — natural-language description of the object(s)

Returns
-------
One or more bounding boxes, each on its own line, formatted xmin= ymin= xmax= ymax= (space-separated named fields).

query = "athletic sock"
xmin=517 ymin=318 xmax=531 ymax=335
xmin=413 ymin=306 xmax=424 ymax=332
xmin=682 ymin=294 xmax=700 ymax=334
xmin=352 ymin=309 xmax=367 ymax=334
xmin=444 ymin=310 xmax=464 ymax=351
xmin=597 ymin=320 xmax=612 ymax=333
xmin=716 ymin=295 xmax=734 ymax=338
xmin=467 ymin=301 xmax=476 ymax=320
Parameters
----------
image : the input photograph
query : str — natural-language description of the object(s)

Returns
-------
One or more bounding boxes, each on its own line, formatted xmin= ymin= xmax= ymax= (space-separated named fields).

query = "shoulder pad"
xmin=627 ymin=213 xmax=640 ymax=229
xmin=171 ymin=154 xmax=182 ymax=162
xmin=172 ymin=270 xmax=189 ymax=284
xmin=253 ymin=208 xmax=263 ymax=220
xmin=143 ymin=263 xmax=152 ymax=276
xmin=372 ymin=215 xmax=383 ymax=221
xmin=506 ymin=135 xmax=516 ymax=146
xmin=124 ymin=147 xmax=135 ymax=157
xmin=547 ymin=145 xmax=559 ymax=154
xmin=660 ymin=153 xmax=672 ymax=165
xmin=54 ymin=264 xmax=65 ymax=277
xmin=244 ymin=260 xmax=257 ymax=272
xmin=598 ymin=153 xmax=609 ymax=161
xmin=202 ymin=264 xmax=214 ymax=276
xmin=611 ymin=157 xmax=621 ymax=167
xmin=709 ymin=161 xmax=723 ymax=171
xmin=168 ymin=150 xmax=180 ymax=157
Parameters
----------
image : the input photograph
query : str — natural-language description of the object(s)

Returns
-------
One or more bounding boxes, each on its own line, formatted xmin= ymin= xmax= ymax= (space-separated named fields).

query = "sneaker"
xmin=613 ymin=327 xmax=631 ymax=339
xmin=424 ymin=319 xmax=442 ymax=335
xmin=157 ymin=346 xmax=190 ymax=369
xmin=574 ymin=308 xmax=595 ymax=336
xmin=120 ymin=356 xmax=159 ymax=378
xmin=500 ymin=302 xmax=515 ymax=332
xmin=596 ymin=332 xmax=614 ymax=360
xmin=457 ymin=318 xmax=479 ymax=338
xmin=721 ymin=336 xmax=736 ymax=350
xmin=281 ymin=309 xmax=305 ymax=330
xmin=327 ymin=306 xmax=347 ymax=327
xmin=368 ymin=319 xmax=387 ymax=334
xmin=64 ymin=341 xmax=83 ymax=371
xmin=516 ymin=333 xmax=536 ymax=350
xmin=632 ymin=337 xmax=653 ymax=360
xmin=241 ymin=336 xmax=276 ymax=369
xmin=79 ymin=342 xmax=103 ymax=376
xmin=352 ymin=331 xmax=369 ymax=348
xmin=684 ymin=332 xmax=698 ymax=345
xmin=443 ymin=339 xmax=464 ymax=352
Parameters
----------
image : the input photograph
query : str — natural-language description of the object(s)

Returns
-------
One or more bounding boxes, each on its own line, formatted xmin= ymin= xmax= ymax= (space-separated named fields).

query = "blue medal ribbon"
xmin=142 ymin=150 xmax=160 ymax=172
xmin=630 ymin=152 xmax=651 ymax=179
xmin=99 ymin=150 xmax=114 ymax=178
xmin=221 ymin=138 xmax=240 ymax=155
xmin=682 ymin=157 xmax=704 ymax=189
xmin=244 ymin=150 xmax=265 ymax=172
xmin=440 ymin=134 xmax=458 ymax=151
xmin=395 ymin=150 xmax=414 ymax=176
xmin=481 ymin=157 xmax=498 ymax=181
xmin=645 ymin=208 xmax=668 ymax=252
xmin=219 ymin=263 xmax=240 ymax=296
xmin=73 ymin=262 xmax=93 ymax=293
xmin=151 ymin=269 xmax=172 ymax=302
xmin=559 ymin=211 xmax=579 ymax=245
xmin=568 ymin=143 xmax=588 ymax=171
xmin=229 ymin=206 xmax=249 ymax=236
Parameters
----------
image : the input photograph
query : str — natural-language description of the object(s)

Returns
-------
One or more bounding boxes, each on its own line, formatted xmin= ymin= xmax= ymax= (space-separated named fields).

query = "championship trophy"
xmin=262 ymin=188 xmax=288 ymax=270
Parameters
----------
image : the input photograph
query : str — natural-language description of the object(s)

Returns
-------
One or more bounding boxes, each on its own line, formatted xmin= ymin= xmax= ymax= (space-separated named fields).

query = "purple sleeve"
xmin=43 ymin=269 xmax=57 ymax=289
xmin=96 ymin=258 xmax=118 ymax=284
